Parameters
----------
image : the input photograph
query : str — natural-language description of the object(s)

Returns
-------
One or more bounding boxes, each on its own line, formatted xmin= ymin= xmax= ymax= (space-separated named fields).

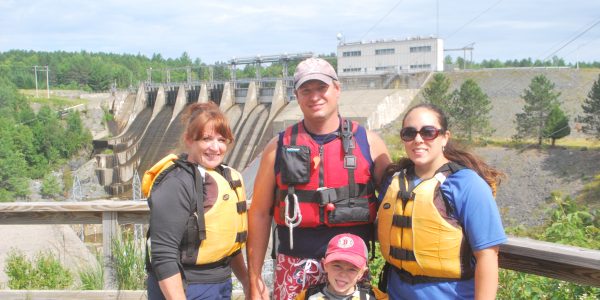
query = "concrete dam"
xmin=95 ymin=76 xmax=423 ymax=196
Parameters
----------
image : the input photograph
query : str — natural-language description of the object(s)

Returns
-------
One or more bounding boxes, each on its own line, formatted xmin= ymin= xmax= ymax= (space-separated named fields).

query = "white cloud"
xmin=1 ymin=0 xmax=599 ymax=63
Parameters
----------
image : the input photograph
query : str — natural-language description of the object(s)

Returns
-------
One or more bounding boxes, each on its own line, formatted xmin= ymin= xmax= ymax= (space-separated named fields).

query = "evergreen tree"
xmin=543 ymin=105 xmax=570 ymax=146
xmin=422 ymin=73 xmax=451 ymax=110
xmin=514 ymin=75 xmax=561 ymax=145
xmin=577 ymin=73 xmax=600 ymax=138
xmin=448 ymin=79 xmax=493 ymax=141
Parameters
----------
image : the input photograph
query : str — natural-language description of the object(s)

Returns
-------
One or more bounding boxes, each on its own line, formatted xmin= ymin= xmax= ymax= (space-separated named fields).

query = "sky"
xmin=1 ymin=0 xmax=599 ymax=64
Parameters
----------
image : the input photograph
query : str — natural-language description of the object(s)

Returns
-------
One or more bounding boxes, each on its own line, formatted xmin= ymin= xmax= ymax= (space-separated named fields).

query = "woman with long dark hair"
xmin=377 ymin=103 xmax=506 ymax=299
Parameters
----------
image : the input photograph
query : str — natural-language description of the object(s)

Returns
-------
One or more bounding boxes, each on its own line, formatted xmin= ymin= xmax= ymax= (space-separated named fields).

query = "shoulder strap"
xmin=190 ymin=164 xmax=206 ymax=242
xmin=341 ymin=119 xmax=358 ymax=198
xmin=433 ymin=162 xmax=465 ymax=222
xmin=305 ymin=282 xmax=327 ymax=299
xmin=357 ymin=282 xmax=376 ymax=300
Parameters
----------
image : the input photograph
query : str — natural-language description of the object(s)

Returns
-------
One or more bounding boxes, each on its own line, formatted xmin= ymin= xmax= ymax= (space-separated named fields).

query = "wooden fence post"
xmin=102 ymin=211 xmax=119 ymax=289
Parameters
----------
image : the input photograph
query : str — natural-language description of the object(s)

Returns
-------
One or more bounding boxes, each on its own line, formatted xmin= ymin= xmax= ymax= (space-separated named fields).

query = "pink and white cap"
xmin=323 ymin=233 xmax=368 ymax=269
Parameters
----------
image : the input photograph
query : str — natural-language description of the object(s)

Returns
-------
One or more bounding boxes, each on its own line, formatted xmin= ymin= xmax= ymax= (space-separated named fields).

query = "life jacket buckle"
xmin=344 ymin=155 xmax=356 ymax=169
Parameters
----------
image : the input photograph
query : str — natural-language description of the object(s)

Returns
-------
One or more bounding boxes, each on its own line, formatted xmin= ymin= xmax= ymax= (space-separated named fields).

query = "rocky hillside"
xmin=382 ymin=67 xmax=600 ymax=227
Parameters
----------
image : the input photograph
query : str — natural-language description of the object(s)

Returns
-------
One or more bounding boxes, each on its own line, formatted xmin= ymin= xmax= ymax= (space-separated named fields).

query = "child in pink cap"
xmin=296 ymin=233 xmax=387 ymax=299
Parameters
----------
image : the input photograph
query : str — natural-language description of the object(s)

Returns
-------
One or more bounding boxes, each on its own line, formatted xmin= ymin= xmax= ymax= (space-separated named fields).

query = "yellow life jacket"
xmin=142 ymin=154 xmax=247 ymax=267
xmin=191 ymin=167 xmax=247 ymax=265
xmin=377 ymin=163 xmax=474 ymax=283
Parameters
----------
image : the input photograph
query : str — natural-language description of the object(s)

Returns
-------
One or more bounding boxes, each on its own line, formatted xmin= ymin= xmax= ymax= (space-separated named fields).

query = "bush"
xmin=40 ymin=173 xmax=62 ymax=198
xmin=5 ymin=249 xmax=73 ymax=289
xmin=498 ymin=195 xmax=600 ymax=299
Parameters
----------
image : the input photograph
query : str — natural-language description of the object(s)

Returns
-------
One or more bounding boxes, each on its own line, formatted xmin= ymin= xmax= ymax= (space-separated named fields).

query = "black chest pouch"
xmin=280 ymin=145 xmax=311 ymax=185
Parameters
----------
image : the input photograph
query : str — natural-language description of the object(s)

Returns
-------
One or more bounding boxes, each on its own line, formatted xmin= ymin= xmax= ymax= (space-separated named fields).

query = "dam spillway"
xmin=95 ymin=77 xmax=420 ymax=196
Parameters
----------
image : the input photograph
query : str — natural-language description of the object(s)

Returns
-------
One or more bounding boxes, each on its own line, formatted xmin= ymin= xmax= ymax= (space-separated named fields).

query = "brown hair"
xmin=385 ymin=103 xmax=504 ymax=194
xmin=180 ymin=102 xmax=234 ymax=149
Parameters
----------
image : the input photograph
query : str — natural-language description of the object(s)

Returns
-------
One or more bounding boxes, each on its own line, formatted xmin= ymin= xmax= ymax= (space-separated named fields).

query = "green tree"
xmin=444 ymin=55 xmax=453 ymax=65
xmin=40 ymin=173 xmax=61 ymax=198
xmin=543 ymin=105 xmax=570 ymax=146
xmin=448 ymin=79 xmax=493 ymax=141
xmin=577 ymin=73 xmax=600 ymax=138
xmin=514 ymin=75 xmax=561 ymax=145
xmin=422 ymin=73 xmax=451 ymax=110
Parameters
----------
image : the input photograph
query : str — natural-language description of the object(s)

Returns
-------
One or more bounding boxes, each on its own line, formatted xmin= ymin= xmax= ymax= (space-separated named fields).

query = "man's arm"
xmin=247 ymin=138 xmax=278 ymax=299
xmin=366 ymin=130 xmax=391 ymax=187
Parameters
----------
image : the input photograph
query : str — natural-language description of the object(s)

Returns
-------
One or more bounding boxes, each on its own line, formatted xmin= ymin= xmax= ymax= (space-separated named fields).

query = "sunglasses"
xmin=400 ymin=126 xmax=444 ymax=141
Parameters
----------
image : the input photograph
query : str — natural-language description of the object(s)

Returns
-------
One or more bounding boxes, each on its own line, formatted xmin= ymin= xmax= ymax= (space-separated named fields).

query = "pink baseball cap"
xmin=323 ymin=233 xmax=368 ymax=269
xmin=293 ymin=57 xmax=339 ymax=90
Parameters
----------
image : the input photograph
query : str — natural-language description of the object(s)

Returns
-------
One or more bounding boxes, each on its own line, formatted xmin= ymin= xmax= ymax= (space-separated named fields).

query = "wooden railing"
xmin=0 ymin=200 xmax=598 ymax=297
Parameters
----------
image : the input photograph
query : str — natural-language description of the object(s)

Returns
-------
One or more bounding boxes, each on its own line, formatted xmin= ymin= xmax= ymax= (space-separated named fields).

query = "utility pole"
xmin=33 ymin=66 xmax=50 ymax=98
xmin=34 ymin=66 xmax=39 ymax=98
xmin=45 ymin=66 xmax=50 ymax=99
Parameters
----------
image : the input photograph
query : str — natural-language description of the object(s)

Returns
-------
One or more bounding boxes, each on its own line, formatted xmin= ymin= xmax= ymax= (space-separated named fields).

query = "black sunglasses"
xmin=400 ymin=126 xmax=444 ymax=141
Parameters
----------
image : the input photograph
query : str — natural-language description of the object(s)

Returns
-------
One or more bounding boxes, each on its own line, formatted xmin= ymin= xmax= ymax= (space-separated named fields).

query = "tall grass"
xmin=112 ymin=229 xmax=146 ymax=290
xmin=78 ymin=250 xmax=104 ymax=290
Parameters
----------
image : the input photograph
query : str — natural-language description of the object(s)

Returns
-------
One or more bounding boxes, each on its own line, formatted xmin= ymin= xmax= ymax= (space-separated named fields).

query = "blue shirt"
xmin=378 ymin=168 xmax=507 ymax=299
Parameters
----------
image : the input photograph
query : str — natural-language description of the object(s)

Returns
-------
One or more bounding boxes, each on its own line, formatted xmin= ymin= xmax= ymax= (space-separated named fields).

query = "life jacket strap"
xmin=392 ymin=215 xmax=412 ymax=228
xmin=236 ymin=201 xmax=247 ymax=213
xmin=389 ymin=246 xmax=416 ymax=261
xmin=276 ymin=183 xmax=373 ymax=204
xmin=236 ymin=231 xmax=248 ymax=243
xmin=391 ymin=265 xmax=472 ymax=285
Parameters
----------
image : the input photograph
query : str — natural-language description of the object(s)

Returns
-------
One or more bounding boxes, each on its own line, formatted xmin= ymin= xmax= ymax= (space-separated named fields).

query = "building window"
xmin=375 ymin=66 xmax=395 ymax=71
xmin=342 ymin=51 xmax=362 ymax=57
xmin=410 ymin=46 xmax=432 ymax=53
xmin=343 ymin=68 xmax=362 ymax=72
xmin=410 ymin=64 xmax=432 ymax=69
xmin=375 ymin=48 xmax=395 ymax=55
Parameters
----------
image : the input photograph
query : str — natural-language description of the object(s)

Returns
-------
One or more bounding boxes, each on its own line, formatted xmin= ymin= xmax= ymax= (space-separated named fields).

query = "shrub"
xmin=40 ymin=173 xmax=62 ymax=198
xmin=498 ymin=195 xmax=600 ymax=299
xmin=5 ymin=249 xmax=73 ymax=289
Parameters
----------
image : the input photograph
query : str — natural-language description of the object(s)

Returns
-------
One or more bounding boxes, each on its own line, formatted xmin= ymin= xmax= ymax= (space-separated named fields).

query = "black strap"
xmin=182 ymin=248 xmax=241 ymax=270
xmin=305 ymin=282 xmax=327 ymax=299
xmin=237 ymin=201 xmax=247 ymax=213
xmin=290 ymin=122 xmax=299 ymax=146
xmin=276 ymin=183 xmax=373 ymax=204
xmin=391 ymin=265 xmax=471 ymax=284
xmin=392 ymin=215 xmax=412 ymax=228
xmin=341 ymin=119 xmax=357 ymax=198
xmin=192 ymin=166 xmax=207 ymax=242
xmin=390 ymin=246 xmax=416 ymax=261
xmin=236 ymin=231 xmax=248 ymax=243
xmin=378 ymin=262 xmax=390 ymax=292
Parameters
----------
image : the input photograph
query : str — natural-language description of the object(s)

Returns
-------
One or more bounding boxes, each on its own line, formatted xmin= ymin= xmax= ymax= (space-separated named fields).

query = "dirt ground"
xmin=475 ymin=145 xmax=600 ymax=227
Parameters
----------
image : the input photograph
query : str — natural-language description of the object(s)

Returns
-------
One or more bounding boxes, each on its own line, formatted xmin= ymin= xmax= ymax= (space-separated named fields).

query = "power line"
xmin=359 ymin=0 xmax=404 ymax=41
xmin=542 ymin=18 xmax=600 ymax=62
xmin=445 ymin=0 xmax=504 ymax=39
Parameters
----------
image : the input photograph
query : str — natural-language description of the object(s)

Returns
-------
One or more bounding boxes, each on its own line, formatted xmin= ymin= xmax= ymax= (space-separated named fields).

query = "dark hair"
xmin=180 ymin=102 xmax=234 ymax=149
xmin=385 ymin=103 xmax=504 ymax=194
